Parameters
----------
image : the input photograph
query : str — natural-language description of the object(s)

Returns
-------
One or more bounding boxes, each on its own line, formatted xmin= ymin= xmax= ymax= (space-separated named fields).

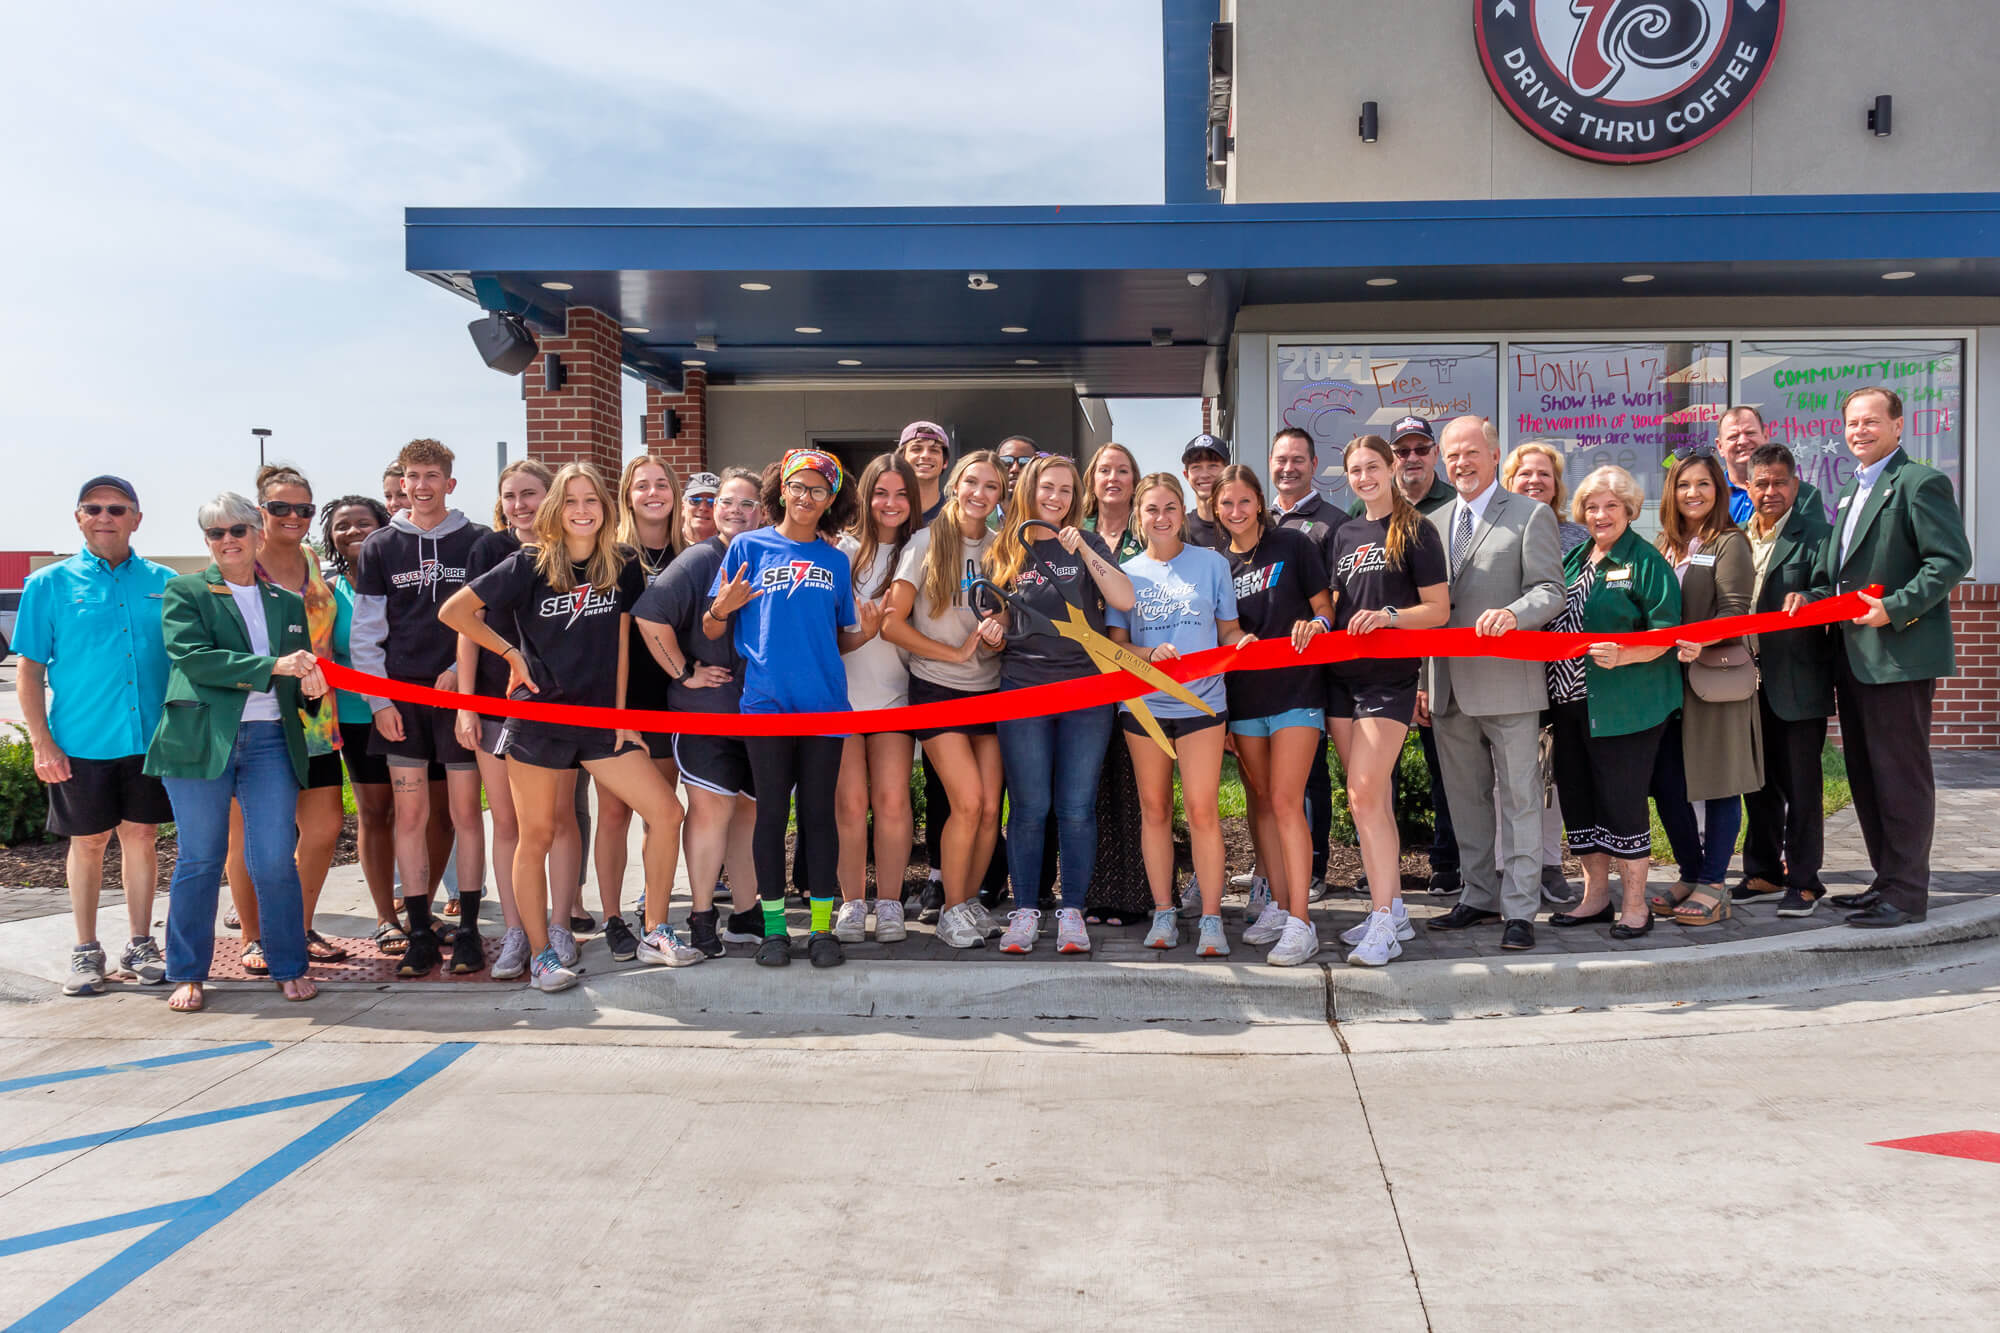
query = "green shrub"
xmin=1322 ymin=732 xmax=1434 ymax=847
xmin=0 ymin=723 xmax=53 ymax=846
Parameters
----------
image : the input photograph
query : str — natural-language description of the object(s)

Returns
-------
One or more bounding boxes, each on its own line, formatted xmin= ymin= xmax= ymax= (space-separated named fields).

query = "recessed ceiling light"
xmin=1015 ymin=358 xmax=1040 ymax=366
xmin=838 ymin=358 xmax=863 ymax=366
xmin=794 ymin=326 xmax=822 ymax=334
xmin=681 ymin=359 xmax=706 ymax=367
xmin=540 ymin=280 xmax=574 ymax=291
xmin=1622 ymin=273 xmax=1655 ymax=284
xmin=622 ymin=326 xmax=650 ymax=334
xmin=1882 ymin=270 xmax=1916 ymax=280
xmin=1365 ymin=277 xmax=1397 ymax=287
xmin=739 ymin=281 xmax=772 ymax=291
xmin=1001 ymin=326 xmax=1028 ymax=334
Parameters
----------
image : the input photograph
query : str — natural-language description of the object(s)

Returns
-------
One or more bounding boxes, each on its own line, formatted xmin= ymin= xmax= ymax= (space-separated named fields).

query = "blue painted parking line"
xmin=0 ymin=1080 xmax=384 ymax=1164
xmin=0 ymin=1042 xmax=273 ymax=1094
xmin=3 ymin=1042 xmax=473 ymax=1333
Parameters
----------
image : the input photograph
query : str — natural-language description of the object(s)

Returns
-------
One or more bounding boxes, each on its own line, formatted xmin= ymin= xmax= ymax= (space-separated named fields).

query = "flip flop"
xmin=223 ymin=907 xmax=241 ymax=931
xmin=168 ymin=982 xmax=204 ymax=1013
xmin=305 ymin=931 xmax=350 ymax=963
xmin=240 ymin=941 xmax=268 ymax=975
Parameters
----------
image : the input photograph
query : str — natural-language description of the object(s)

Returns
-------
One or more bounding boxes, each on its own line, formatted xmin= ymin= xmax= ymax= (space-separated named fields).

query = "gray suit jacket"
xmin=1422 ymin=487 xmax=1565 ymax=717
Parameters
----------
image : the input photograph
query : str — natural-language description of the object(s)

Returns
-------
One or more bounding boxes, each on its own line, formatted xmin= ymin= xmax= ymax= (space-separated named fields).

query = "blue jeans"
xmin=996 ymin=703 xmax=1113 ymax=911
xmin=1649 ymin=715 xmax=1743 ymax=885
xmin=164 ymin=722 xmax=308 ymax=983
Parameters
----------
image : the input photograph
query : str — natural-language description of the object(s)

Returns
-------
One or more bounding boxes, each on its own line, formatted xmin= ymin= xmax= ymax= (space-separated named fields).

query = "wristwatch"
xmin=1386 ymin=605 xmax=1400 ymax=623
xmin=676 ymin=659 xmax=695 ymax=683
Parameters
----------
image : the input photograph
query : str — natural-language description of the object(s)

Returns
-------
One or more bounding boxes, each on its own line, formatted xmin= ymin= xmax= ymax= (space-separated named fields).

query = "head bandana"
xmin=781 ymin=448 xmax=843 ymax=496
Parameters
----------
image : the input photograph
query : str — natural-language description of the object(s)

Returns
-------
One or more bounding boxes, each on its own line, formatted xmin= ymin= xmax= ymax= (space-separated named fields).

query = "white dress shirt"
xmin=1839 ymin=447 xmax=1901 ymax=565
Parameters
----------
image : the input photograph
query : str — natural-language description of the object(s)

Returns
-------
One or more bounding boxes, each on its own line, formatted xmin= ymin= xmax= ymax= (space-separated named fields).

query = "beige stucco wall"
xmin=706 ymin=384 xmax=1095 ymax=475
xmin=1224 ymin=0 xmax=2000 ymax=201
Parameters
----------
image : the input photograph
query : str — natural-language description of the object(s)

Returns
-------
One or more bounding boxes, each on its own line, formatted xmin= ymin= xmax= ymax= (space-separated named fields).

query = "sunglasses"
xmin=79 ymin=503 xmax=133 ymax=517
xmin=1392 ymin=444 xmax=1434 ymax=459
xmin=263 ymin=500 xmax=316 ymax=519
xmin=684 ymin=495 xmax=716 ymax=508
xmin=205 ymin=524 xmax=254 ymax=541
xmin=1670 ymin=444 xmax=1719 ymax=463
xmin=999 ymin=451 xmax=1054 ymax=468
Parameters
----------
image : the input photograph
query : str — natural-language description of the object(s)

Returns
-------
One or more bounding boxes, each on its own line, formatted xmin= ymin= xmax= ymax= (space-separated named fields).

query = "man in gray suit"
xmin=1418 ymin=417 xmax=1565 ymax=950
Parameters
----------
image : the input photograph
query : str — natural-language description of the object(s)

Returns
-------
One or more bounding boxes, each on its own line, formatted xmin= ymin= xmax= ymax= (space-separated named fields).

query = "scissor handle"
xmin=1015 ymin=518 xmax=1064 ymax=543
xmin=965 ymin=577 xmax=1011 ymax=619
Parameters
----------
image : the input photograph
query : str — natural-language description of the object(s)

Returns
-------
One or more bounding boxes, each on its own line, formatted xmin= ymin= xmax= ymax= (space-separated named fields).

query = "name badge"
xmin=1605 ymin=568 xmax=1632 ymax=583
xmin=1688 ymin=553 xmax=1718 ymax=567
xmin=1837 ymin=496 xmax=1852 ymax=509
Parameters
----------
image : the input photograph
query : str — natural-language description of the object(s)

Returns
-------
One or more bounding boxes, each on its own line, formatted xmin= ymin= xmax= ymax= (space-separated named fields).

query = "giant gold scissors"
xmin=970 ymin=519 xmax=1213 ymax=758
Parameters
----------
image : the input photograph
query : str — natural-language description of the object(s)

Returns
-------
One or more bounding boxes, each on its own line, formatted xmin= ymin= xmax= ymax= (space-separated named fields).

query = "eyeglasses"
xmin=1392 ymin=444 xmax=1434 ymax=459
xmin=204 ymin=524 xmax=253 ymax=541
xmin=684 ymin=495 xmax=716 ymax=508
xmin=263 ymin=500 xmax=316 ymax=519
xmin=79 ymin=503 xmax=132 ymax=518
xmin=998 ymin=452 xmax=1051 ymax=469
xmin=716 ymin=497 xmax=761 ymax=512
xmin=784 ymin=481 xmax=832 ymax=503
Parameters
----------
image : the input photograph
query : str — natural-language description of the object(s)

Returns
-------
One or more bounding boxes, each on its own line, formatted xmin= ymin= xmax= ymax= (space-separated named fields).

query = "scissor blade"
xmin=1090 ymin=657 xmax=1176 ymax=759
xmin=1052 ymin=606 xmax=1215 ymax=715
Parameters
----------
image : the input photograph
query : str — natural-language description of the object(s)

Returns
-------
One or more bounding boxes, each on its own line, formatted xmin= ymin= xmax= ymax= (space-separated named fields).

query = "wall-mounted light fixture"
xmin=660 ymin=409 xmax=681 ymax=440
xmin=1868 ymin=95 xmax=1893 ymax=136
xmin=542 ymin=352 xmax=565 ymax=393
xmin=1359 ymin=101 xmax=1379 ymax=143
xmin=1151 ymin=328 xmax=1174 ymax=348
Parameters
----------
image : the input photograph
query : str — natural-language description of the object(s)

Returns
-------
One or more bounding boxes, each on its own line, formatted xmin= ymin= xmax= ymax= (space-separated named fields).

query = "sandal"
xmin=223 ymin=906 xmax=241 ymax=931
xmin=1673 ymin=884 xmax=1733 ymax=927
xmin=278 ymin=976 xmax=318 ymax=1002
xmin=240 ymin=940 xmax=268 ymax=975
xmin=305 ymin=930 xmax=350 ymax=963
xmin=168 ymin=982 xmax=205 ymax=1013
xmin=443 ymin=898 xmax=462 ymax=918
xmin=1647 ymin=881 xmax=1696 ymax=918
xmin=371 ymin=922 xmax=410 ymax=956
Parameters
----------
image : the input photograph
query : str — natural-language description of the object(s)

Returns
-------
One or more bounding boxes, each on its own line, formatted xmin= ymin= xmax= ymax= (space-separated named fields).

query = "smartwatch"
xmin=1386 ymin=605 xmax=1400 ymax=623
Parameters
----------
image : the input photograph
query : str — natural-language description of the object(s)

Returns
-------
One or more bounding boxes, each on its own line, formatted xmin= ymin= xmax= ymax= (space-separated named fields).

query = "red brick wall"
xmin=645 ymin=369 xmax=707 ymax=477
xmin=525 ymin=306 xmax=622 ymax=478
xmin=1933 ymin=583 xmax=2000 ymax=747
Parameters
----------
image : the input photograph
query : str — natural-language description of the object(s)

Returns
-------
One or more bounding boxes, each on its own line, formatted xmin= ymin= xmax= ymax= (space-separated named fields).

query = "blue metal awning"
xmin=406 ymin=193 xmax=2000 ymax=394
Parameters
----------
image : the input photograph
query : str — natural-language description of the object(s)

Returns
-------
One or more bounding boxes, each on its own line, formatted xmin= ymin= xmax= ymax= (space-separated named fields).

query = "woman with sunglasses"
xmin=1078 ymin=442 xmax=1152 ymax=926
xmin=984 ymin=454 xmax=1133 ymax=955
xmin=705 ymin=450 xmax=881 ymax=968
xmin=218 ymin=466 xmax=347 ymax=976
xmin=882 ymin=451 xmax=1010 ymax=951
xmin=832 ymin=453 xmax=921 ymax=945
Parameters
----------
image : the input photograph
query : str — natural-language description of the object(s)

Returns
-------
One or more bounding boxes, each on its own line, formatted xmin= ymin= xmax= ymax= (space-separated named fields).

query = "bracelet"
xmin=502 ymin=646 xmax=520 ymax=658
xmin=1313 ymin=614 xmax=1332 ymax=632
xmin=704 ymin=606 xmax=727 ymax=624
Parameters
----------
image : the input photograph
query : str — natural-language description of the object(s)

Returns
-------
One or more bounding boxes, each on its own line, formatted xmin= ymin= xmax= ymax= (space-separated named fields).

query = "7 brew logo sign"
xmin=760 ymin=560 xmax=836 ymax=597
xmin=1474 ymin=1 xmax=1785 ymax=164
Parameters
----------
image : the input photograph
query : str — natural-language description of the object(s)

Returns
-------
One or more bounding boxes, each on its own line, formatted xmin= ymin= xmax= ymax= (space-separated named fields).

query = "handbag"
xmin=1687 ymin=642 xmax=1758 ymax=703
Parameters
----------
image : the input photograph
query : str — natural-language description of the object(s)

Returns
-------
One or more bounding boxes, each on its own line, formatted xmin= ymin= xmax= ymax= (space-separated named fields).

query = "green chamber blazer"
xmin=144 ymin=566 xmax=316 ymax=785
xmin=1751 ymin=505 xmax=1836 ymax=722
xmin=1813 ymin=450 xmax=1970 ymax=684
xmin=1563 ymin=526 xmax=1683 ymax=738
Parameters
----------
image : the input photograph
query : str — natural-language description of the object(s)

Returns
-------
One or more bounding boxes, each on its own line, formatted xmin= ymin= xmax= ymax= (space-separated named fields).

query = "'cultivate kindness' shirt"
xmin=713 ymin=527 xmax=858 ymax=715
xmin=1106 ymin=544 xmax=1236 ymax=719
xmin=467 ymin=548 xmax=645 ymax=709
xmin=1224 ymin=525 xmax=1327 ymax=719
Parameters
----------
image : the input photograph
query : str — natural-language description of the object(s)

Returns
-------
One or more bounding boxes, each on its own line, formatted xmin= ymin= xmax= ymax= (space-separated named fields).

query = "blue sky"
xmin=1 ymin=0 xmax=1199 ymax=554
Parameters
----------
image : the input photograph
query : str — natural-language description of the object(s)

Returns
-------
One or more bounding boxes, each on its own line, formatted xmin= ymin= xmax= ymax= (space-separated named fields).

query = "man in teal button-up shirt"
xmin=16 ymin=476 xmax=177 ymax=995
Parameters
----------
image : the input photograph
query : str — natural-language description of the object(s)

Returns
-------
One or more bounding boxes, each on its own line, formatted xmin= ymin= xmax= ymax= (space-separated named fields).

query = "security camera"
xmin=967 ymin=272 xmax=999 ymax=291
xmin=1187 ymin=272 xmax=1209 ymax=287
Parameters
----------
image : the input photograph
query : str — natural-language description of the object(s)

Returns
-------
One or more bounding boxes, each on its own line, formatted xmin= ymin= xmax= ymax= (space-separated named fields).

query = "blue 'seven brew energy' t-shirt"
xmin=712 ymin=527 xmax=858 ymax=715
xmin=1106 ymin=544 xmax=1237 ymax=719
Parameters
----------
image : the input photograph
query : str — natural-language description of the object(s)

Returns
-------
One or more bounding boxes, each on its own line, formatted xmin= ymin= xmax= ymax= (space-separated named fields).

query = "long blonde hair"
xmin=1080 ymin=442 xmax=1140 ymax=529
xmin=492 ymin=458 xmax=554 ymax=532
xmin=532 ymin=463 xmax=627 ymax=594
xmin=1342 ymin=435 xmax=1422 ymax=569
xmin=615 ymin=455 xmax=683 ymax=560
xmin=986 ymin=454 xmax=1083 ymax=589
xmin=918 ymin=451 xmax=1002 ymax=617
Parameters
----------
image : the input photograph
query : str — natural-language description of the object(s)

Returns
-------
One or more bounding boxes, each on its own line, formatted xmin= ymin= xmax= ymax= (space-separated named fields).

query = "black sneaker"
xmin=755 ymin=933 xmax=792 ymax=967
xmin=602 ymin=915 xmax=638 ymax=961
xmin=1775 ymin=886 xmax=1825 ymax=918
xmin=807 ymin=931 xmax=845 ymax=969
xmin=919 ymin=879 xmax=946 ymax=924
xmin=720 ymin=908 xmax=766 ymax=945
xmin=1427 ymin=868 xmax=1462 ymax=895
xmin=397 ymin=931 xmax=441 ymax=978
xmin=978 ymin=881 xmax=1006 ymax=912
xmin=448 ymin=928 xmax=485 ymax=975
xmin=568 ymin=912 xmax=598 ymax=934
xmin=687 ymin=910 xmax=725 ymax=959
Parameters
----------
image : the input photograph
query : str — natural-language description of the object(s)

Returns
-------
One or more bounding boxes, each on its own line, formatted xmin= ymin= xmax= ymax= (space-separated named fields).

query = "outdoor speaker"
xmin=469 ymin=310 xmax=538 ymax=375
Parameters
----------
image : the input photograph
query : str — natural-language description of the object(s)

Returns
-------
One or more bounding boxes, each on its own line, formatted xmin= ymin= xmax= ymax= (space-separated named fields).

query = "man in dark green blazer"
xmin=1738 ymin=444 xmax=1836 ymax=918
xmin=1797 ymin=388 xmax=1972 ymax=927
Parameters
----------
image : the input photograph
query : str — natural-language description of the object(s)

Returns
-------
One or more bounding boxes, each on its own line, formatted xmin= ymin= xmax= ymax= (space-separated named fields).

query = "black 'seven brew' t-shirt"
xmin=1328 ymin=513 xmax=1448 ymax=684
xmin=465 ymin=529 xmax=523 ymax=699
xmin=997 ymin=532 xmax=1118 ymax=689
xmin=467 ymin=548 xmax=645 ymax=708
xmin=633 ymin=536 xmax=740 ymax=714
xmin=1225 ymin=525 xmax=1328 ymax=718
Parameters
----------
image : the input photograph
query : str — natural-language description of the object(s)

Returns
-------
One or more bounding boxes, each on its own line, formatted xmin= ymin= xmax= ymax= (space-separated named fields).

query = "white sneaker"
xmin=998 ymin=908 xmax=1040 ymax=955
xmin=1144 ymin=908 xmax=1179 ymax=950
xmin=636 ymin=923 xmax=704 ymax=968
xmin=1242 ymin=901 xmax=1289 ymax=946
xmin=873 ymin=898 xmax=908 ymax=942
xmin=1195 ymin=914 xmax=1230 ymax=957
xmin=1228 ymin=871 xmax=1256 ymax=890
xmin=1341 ymin=899 xmax=1414 ymax=945
xmin=530 ymin=947 xmax=578 ymax=992
xmin=937 ymin=902 xmax=987 ymax=950
xmin=966 ymin=899 xmax=1005 ymax=939
xmin=1266 ymin=916 xmax=1322 ymax=967
xmin=491 ymin=926 xmax=531 ymax=979
xmin=833 ymin=900 xmax=869 ymax=943
xmin=1244 ymin=877 xmax=1272 ymax=925
xmin=1345 ymin=909 xmax=1403 ymax=967
xmin=548 ymin=924 xmax=580 ymax=969
xmin=1054 ymin=907 xmax=1092 ymax=954
xmin=1177 ymin=879 xmax=1203 ymax=919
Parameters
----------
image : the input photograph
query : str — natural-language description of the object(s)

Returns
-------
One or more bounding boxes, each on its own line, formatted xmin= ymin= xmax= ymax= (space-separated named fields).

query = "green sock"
xmin=810 ymin=897 xmax=834 ymax=933
xmin=761 ymin=898 xmax=788 ymax=938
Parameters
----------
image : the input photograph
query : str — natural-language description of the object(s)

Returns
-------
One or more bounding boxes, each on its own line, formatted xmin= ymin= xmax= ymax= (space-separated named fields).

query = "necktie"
xmin=1450 ymin=503 xmax=1473 ymax=580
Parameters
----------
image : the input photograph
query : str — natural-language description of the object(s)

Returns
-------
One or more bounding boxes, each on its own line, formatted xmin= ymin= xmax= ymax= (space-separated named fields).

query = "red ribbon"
xmin=319 ymin=586 xmax=1877 ymax=737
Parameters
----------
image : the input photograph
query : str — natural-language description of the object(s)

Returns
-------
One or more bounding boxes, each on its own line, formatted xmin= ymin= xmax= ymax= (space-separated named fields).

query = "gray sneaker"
xmin=997 ymin=908 xmax=1040 ymax=955
xmin=1242 ymin=901 xmax=1289 ymax=946
xmin=872 ymin=898 xmax=908 ymax=942
xmin=63 ymin=943 xmax=108 ymax=996
xmin=1054 ymin=907 xmax=1092 ymax=954
xmin=1307 ymin=877 xmax=1334 ymax=903
xmin=636 ymin=923 xmax=704 ymax=968
xmin=1244 ymin=877 xmax=1272 ymax=925
xmin=936 ymin=902 xmax=988 ymax=950
xmin=548 ymin=924 xmax=580 ymax=969
xmin=529 ymin=947 xmax=578 ymax=993
xmin=491 ymin=927 xmax=531 ymax=980
xmin=833 ymin=900 xmax=869 ymax=944
xmin=1176 ymin=880 xmax=1203 ymax=919
xmin=1194 ymin=914 xmax=1230 ymax=958
xmin=1144 ymin=908 xmax=1180 ymax=950
xmin=121 ymin=936 xmax=167 ymax=985
xmin=966 ymin=898 xmax=1005 ymax=939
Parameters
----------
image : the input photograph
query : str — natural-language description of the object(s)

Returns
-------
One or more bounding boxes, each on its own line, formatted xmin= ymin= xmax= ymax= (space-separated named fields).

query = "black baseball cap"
xmin=1181 ymin=433 xmax=1229 ymax=464
xmin=78 ymin=475 xmax=139 ymax=506
xmin=1390 ymin=416 xmax=1435 ymax=446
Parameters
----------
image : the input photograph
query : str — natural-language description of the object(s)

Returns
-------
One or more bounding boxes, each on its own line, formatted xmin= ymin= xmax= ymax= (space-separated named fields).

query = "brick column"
xmin=525 ymin=306 xmax=623 ymax=478
xmin=645 ymin=368 xmax=708 ymax=477
xmin=1932 ymin=583 xmax=2000 ymax=746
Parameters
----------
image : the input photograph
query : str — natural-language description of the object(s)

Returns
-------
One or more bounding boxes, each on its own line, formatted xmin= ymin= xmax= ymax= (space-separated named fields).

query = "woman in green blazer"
xmin=147 ymin=493 xmax=329 ymax=1012
xmin=1544 ymin=466 xmax=1683 ymax=939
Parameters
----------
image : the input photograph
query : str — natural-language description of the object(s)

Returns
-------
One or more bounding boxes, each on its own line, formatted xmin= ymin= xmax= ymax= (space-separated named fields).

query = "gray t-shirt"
xmin=894 ymin=525 xmax=1001 ymax=691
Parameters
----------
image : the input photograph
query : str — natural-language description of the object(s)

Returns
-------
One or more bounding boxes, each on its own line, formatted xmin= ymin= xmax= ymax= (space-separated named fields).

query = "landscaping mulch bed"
xmin=0 ymin=816 xmax=360 ymax=889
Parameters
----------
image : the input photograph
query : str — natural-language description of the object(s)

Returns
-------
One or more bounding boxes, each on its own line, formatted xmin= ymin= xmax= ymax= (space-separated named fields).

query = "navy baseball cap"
xmin=1181 ymin=433 xmax=1229 ymax=464
xmin=1390 ymin=416 xmax=1435 ymax=445
xmin=78 ymin=475 xmax=139 ymax=506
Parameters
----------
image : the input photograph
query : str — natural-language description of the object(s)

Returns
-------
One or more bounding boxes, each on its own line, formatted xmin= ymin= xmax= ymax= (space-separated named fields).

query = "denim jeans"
xmin=1649 ymin=715 xmax=1743 ymax=885
xmin=164 ymin=722 xmax=308 ymax=983
xmin=996 ymin=703 xmax=1113 ymax=911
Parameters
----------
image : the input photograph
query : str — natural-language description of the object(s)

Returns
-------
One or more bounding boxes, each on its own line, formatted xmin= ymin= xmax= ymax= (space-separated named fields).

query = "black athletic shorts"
xmin=338 ymin=722 xmax=391 ymax=786
xmin=1118 ymin=709 xmax=1228 ymax=741
xmin=906 ymin=673 xmax=995 ymax=742
xmin=373 ymin=697 xmax=474 ymax=769
xmin=1326 ymin=673 xmax=1420 ymax=725
xmin=304 ymin=750 xmax=346 ymax=791
xmin=500 ymin=721 xmax=636 ymax=772
xmin=44 ymin=754 xmax=173 ymax=837
xmin=673 ymin=732 xmax=753 ymax=798
xmin=641 ymin=731 xmax=673 ymax=761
